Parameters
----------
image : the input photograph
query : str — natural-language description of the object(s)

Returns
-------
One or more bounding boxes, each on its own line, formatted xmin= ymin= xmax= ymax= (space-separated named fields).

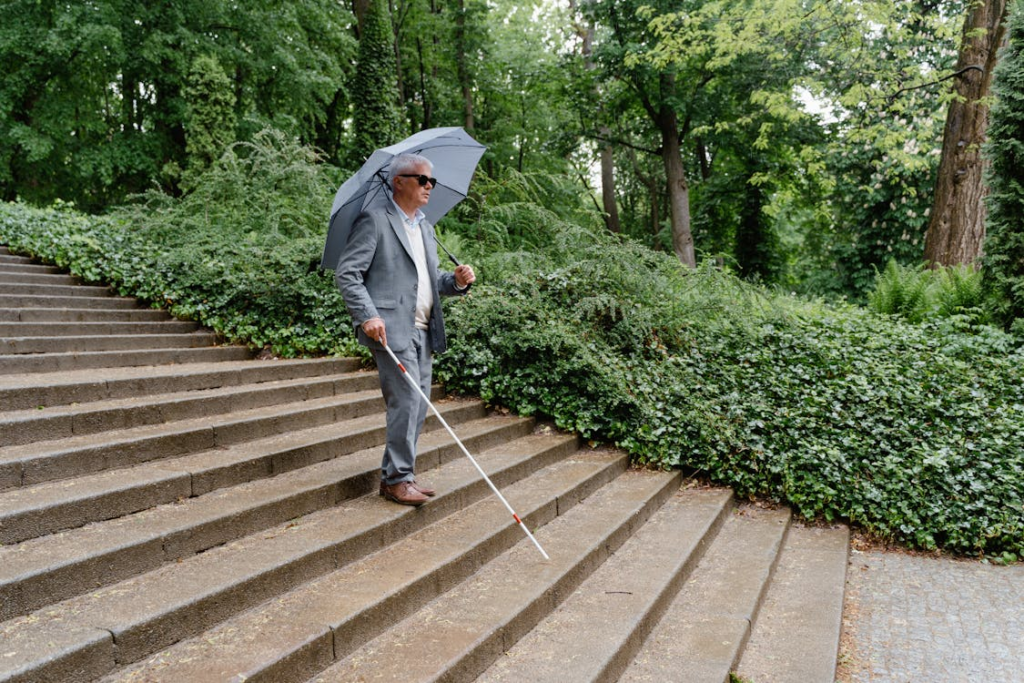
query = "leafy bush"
xmin=983 ymin=2 xmax=1024 ymax=332
xmin=868 ymin=260 xmax=934 ymax=322
xmin=0 ymin=130 xmax=362 ymax=359
xmin=868 ymin=259 xmax=988 ymax=325
xmin=438 ymin=233 xmax=1024 ymax=558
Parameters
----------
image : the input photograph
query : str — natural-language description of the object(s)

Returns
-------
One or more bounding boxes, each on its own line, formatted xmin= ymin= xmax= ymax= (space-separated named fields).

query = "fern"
xmin=934 ymin=264 xmax=986 ymax=321
xmin=868 ymin=259 xmax=934 ymax=322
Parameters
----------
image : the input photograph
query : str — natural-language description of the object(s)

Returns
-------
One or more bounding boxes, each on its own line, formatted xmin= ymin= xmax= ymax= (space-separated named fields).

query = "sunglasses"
xmin=398 ymin=174 xmax=438 ymax=187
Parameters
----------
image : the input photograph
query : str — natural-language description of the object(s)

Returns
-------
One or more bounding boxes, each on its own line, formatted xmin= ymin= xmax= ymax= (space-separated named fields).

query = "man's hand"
xmin=362 ymin=317 xmax=387 ymax=346
xmin=455 ymin=264 xmax=476 ymax=289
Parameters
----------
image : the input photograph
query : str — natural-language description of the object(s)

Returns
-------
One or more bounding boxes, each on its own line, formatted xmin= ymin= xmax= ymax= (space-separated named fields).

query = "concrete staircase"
xmin=0 ymin=245 xmax=850 ymax=683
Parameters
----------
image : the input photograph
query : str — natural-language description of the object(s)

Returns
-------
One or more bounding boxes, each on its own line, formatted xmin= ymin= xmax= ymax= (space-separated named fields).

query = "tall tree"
xmin=924 ymin=0 xmax=1010 ymax=266
xmin=568 ymin=0 xmax=621 ymax=233
xmin=788 ymin=0 xmax=964 ymax=296
xmin=351 ymin=0 xmax=403 ymax=162
xmin=183 ymin=55 xmax=237 ymax=189
xmin=0 ymin=0 xmax=354 ymax=208
xmin=982 ymin=0 xmax=1024 ymax=329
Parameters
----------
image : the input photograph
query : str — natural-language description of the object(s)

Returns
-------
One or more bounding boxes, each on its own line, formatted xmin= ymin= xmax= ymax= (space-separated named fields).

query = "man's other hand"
xmin=455 ymin=264 xmax=476 ymax=288
xmin=362 ymin=317 xmax=387 ymax=346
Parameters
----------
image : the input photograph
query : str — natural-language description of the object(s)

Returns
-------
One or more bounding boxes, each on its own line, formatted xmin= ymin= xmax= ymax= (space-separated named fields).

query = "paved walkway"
xmin=839 ymin=549 xmax=1024 ymax=682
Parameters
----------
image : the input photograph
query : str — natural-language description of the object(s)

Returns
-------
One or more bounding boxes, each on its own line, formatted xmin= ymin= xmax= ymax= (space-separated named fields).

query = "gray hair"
xmin=388 ymin=153 xmax=433 ymax=184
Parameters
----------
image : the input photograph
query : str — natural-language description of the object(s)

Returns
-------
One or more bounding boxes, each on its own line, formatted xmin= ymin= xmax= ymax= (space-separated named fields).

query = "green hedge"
xmin=437 ymin=248 xmax=1024 ymax=561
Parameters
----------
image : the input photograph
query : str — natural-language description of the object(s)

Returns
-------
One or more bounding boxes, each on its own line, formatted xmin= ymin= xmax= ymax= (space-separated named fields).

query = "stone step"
xmin=0 ymin=429 xmax=583 ymax=682
xmin=0 ymin=263 xmax=62 ymax=274
xmin=0 ymin=307 xmax=171 ymax=323
xmin=0 ymin=368 xmax=380 ymax=448
xmin=618 ymin=504 xmax=792 ymax=683
xmin=100 ymin=446 xmax=629 ymax=683
xmin=0 ymin=332 xmax=218 ymax=355
xmin=0 ymin=293 xmax=143 ymax=309
xmin=477 ymin=486 xmax=735 ymax=683
xmin=0 ymin=271 xmax=80 ymax=286
xmin=0 ymin=344 xmax=252 ymax=374
xmin=0 ymin=357 xmax=360 ymax=411
xmin=0 ymin=282 xmax=112 ymax=298
xmin=0 ymin=253 xmax=34 ymax=265
xmin=734 ymin=524 xmax=850 ymax=683
xmin=0 ymin=385 xmax=445 ymax=489
xmin=313 ymin=468 xmax=685 ymax=683
xmin=0 ymin=411 xmax=529 ymax=621
xmin=0 ymin=320 xmax=199 ymax=337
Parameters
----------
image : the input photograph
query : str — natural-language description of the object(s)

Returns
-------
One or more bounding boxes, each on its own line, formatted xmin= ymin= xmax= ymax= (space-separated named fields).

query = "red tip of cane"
xmin=513 ymin=513 xmax=522 ymax=524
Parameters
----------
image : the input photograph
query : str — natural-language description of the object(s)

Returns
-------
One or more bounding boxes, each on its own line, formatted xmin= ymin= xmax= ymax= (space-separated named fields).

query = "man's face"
xmin=393 ymin=162 xmax=434 ymax=210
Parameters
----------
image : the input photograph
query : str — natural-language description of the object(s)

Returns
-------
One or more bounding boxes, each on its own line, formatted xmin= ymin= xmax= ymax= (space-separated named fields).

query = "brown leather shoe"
xmin=380 ymin=479 xmax=436 ymax=497
xmin=382 ymin=481 xmax=428 ymax=506
xmin=411 ymin=480 xmax=436 ymax=497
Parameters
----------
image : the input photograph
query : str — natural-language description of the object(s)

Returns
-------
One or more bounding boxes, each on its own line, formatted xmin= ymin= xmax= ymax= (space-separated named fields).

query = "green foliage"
xmin=869 ymin=259 xmax=988 ymax=324
xmin=868 ymin=260 xmax=935 ymax=322
xmin=351 ymin=0 xmax=403 ymax=164
xmin=0 ymin=0 xmax=355 ymax=207
xmin=983 ymin=0 xmax=1024 ymax=330
xmin=438 ymin=253 xmax=1024 ymax=558
xmin=183 ymin=55 xmax=237 ymax=189
xmin=933 ymin=263 xmax=987 ymax=320
xmin=0 ymin=130 xmax=361 ymax=359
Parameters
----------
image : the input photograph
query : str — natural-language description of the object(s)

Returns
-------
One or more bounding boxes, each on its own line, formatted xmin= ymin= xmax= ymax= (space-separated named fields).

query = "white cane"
xmin=380 ymin=340 xmax=550 ymax=560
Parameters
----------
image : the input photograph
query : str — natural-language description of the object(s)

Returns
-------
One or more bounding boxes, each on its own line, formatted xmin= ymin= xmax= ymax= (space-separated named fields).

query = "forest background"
xmin=1 ymin=0 xmax=1023 ymax=561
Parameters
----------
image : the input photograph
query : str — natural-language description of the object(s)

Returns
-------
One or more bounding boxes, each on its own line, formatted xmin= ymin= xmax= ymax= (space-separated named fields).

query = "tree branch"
xmin=886 ymin=65 xmax=985 ymax=103
xmin=584 ymin=129 xmax=660 ymax=156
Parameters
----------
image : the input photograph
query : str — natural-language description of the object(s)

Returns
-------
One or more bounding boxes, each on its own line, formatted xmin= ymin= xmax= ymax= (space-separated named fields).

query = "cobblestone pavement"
xmin=839 ymin=550 xmax=1024 ymax=682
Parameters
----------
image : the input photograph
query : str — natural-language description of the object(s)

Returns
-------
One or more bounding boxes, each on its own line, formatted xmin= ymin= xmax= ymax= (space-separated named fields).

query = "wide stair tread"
xmin=0 ymin=294 xmax=139 ymax=309
xmin=0 ymin=412 xmax=531 ymax=621
xmin=0 ymin=357 xmax=361 ymax=411
xmin=311 ymin=468 xmax=685 ymax=683
xmin=0 ymin=331 xmax=219 ymax=354
xmin=0 ymin=345 xmax=253 ymax=373
xmin=477 ymin=485 xmax=734 ymax=683
xmin=0 ymin=321 xmax=199 ymax=337
xmin=619 ymin=504 xmax=792 ymax=683
xmin=0 ymin=368 xmax=382 ymax=448
xmin=0 ymin=282 xmax=111 ymax=297
xmin=734 ymin=525 xmax=850 ymax=683
xmin=0 ymin=430 xmax=583 ymax=683
xmin=0 ymin=307 xmax=172 ymax=322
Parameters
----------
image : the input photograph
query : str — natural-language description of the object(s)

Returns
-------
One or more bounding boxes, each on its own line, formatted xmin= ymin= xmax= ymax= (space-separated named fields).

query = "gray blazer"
xmin=335 ymin=198 xmax=463 ymax=354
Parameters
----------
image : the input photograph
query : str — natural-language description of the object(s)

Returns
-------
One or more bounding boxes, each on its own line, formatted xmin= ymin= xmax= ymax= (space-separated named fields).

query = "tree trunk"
xmin=353 ymin=0 xmax=371 ymax=37
xmin=659 ymin=110 xmax=696 ymax=267
xmin=600 ymin=129 xmax=621 ymax=233
xmin=388 ymin=0 xmax=406 ymax=121
xmin=572 ymin=1 xmax=620 ymax=233
xmin=455 ymin=0 xmax=475 ymax=130
xmin=923 ymin=0 xmax=1008 ymax=267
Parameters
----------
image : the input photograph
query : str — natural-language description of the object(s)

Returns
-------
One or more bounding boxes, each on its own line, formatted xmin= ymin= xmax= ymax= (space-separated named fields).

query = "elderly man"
xmin=336 ymin=153 xmax=476 ymax=506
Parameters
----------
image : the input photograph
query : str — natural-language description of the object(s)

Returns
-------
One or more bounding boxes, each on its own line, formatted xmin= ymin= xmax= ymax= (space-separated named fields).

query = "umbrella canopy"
xmin=321 ymin=127 xmax=486 ymax=270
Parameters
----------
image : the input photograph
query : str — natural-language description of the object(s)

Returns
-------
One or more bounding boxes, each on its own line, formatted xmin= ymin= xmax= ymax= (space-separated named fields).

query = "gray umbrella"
xmin=321 ymin=126 xmax=487 ymax=270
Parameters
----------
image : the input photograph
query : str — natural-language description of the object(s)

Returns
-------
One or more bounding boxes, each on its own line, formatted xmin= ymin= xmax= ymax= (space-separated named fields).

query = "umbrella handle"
xmin=436 ymin=238 xmax=461 ymax=267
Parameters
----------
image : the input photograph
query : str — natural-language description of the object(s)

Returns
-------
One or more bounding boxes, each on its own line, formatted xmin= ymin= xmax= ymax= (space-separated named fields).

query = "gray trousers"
xmin=371 ymin=328 xmax=432 ymax=485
